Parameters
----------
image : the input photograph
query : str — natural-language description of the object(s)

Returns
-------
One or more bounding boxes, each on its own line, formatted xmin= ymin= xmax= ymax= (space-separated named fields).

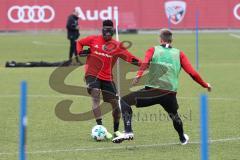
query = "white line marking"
xmin=200 ymin=63 xmax=240 ymax=67
xmin=229 ymin=33 xmax=240 ymax=39
xmin=179 ymin=96 xmax=240 ymax=101
xmin=32 ymin=41 xmax=67 ymax=46
xmin=0 ymin=94 xmax=239 ymax=101
xmin=0 ymin=137 xmax=239 ymax=156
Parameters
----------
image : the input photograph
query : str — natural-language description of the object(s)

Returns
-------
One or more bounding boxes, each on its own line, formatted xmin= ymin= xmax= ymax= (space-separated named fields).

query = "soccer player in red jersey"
xmin=76 ymin=20 xmax=142 ymax=138
xmin=112 ymin=29 xmax=211 ymax=144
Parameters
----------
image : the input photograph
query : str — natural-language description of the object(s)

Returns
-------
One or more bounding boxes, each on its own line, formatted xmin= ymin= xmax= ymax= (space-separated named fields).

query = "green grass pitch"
xmin=0 ymin=32 xmax=240 ymax=160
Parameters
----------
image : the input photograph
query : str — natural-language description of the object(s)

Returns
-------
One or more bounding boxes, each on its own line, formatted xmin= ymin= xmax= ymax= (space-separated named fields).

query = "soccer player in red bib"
xmin=76 ymin=20 xmax=142 ymax=139
xmin=112 ymin=29 xmax=211 ymax=144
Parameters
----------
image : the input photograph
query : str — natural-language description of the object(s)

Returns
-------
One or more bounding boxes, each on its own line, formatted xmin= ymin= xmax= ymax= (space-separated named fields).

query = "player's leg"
xmin=90 ymin=88 xmax=101 ymax=122
xmin=72 ymin=40 xmax=80 ymax=63
xmin=89 ymin=85 xmax=115 ymax=139
xmin=101 ymin=81 xmax=121 ymax=136
xmin=160 ymin=94 xmax=189 ymax=145
xmin=113 ymin=87 xmax=161 ymax=143
xmin=85 ymin=76 xmax=102 ymax=125
xmin=122 ymin=87 xmax=170 ymax=132
xmin=69 ymin=39 xmax=75 ymax=60
xmin=111 ymin=92 xmax=135 ymax=143
xmin=120 ymin=93 xmax=136 ymax=133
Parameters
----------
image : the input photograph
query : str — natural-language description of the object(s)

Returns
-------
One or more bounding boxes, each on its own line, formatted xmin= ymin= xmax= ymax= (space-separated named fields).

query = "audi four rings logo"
xmin=8 ymin=5 xmax=55 ymax=23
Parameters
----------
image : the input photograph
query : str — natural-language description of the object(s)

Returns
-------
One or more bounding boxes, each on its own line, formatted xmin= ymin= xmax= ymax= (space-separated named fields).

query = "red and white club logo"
xmin=7 ymin=5 xmax=55 ymax=23
xmin=165 ymin=1 xmax=186 ymax=24
xmin=233 ymin=3 xmax=240 ymax=20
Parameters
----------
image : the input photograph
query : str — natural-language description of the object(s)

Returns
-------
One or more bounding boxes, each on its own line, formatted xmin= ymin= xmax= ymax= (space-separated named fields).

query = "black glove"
xmin=79 ymin=48 xmax=90 ymax=57
xmin=131 ymin=58 xmax=140 ymax=66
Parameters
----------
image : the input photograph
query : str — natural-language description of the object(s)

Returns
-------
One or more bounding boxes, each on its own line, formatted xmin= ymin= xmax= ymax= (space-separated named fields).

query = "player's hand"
xmin=79 ymin=49 xmax=90 ymax=57
xmin=207 ymin=83 xmax=212 ymax=92
xmin=132 ymin=77 xmax=140 ymax=86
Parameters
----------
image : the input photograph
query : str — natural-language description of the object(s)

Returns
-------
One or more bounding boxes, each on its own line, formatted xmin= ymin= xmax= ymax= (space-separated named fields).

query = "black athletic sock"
xmin=174 ymin=120 xmax=184 ymax=140
xmin=123 ymin=112 xmax=133 ymax=132
xmin=96 ymin=119 xmax=102 ymax=125
xmin=114 ymin=122 xmax=119 ymax=132
xmin=121 ymin=100 xmax=133 ymax=132
xmin=170 ymin=113 xmax=184 ymax=140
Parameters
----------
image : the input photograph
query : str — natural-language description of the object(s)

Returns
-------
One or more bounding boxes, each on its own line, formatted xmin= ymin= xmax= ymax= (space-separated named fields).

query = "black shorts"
xmin=85 ymin=75 xmax=117 ymax=102
xmin=121 ymin=87 xmax=179 ymax=114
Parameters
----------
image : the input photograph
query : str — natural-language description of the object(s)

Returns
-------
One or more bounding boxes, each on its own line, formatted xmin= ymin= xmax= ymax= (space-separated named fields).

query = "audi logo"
xmin=7 ymin=5 xmax=55 ymax=23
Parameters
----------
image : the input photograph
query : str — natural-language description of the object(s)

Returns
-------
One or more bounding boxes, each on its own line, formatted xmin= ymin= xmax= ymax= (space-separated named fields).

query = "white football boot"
xmin=180 ymin=134 xmax=189 ymax=145
xmin=112 ymin=132 xmax=134 ymax=143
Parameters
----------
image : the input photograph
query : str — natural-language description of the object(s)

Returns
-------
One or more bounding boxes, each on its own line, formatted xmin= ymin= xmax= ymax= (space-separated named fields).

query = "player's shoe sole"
xmin=112 ymin=133 xmax=134 ymax=143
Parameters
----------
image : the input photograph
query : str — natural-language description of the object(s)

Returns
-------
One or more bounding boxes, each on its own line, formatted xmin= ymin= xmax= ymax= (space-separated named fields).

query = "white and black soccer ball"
xmin=91 ymin=125 xmax=107 ymax=141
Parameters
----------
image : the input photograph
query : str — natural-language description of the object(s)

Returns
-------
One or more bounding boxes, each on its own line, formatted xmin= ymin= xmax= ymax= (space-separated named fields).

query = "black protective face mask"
xmin=102 ymin=27 xmax=114 ymax=40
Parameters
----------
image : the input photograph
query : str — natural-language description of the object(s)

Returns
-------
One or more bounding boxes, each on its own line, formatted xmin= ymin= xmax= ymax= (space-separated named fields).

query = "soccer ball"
xmin=91 ymin=125 xmax=107 ymax=141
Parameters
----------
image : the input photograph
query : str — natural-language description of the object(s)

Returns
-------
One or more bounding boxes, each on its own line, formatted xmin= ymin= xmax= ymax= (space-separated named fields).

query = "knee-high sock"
xmin=169 ymin=112 xmax=184 ymax=140
xmin=121 ymin=100 xmax=133 ymax=132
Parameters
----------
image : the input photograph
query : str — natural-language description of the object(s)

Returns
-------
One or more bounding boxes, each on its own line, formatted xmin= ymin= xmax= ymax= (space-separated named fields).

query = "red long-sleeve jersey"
xmin=77 ymin=35 xmax=142 ymax=81
xmin=136 ymin=47 xmax=209 ymax=88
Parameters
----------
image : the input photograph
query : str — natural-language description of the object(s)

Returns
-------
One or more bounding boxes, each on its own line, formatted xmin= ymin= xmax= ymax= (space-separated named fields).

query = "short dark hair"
xmin=103 ymin=20 xmax=113 ymax=27
xmin=160 ymin=29 xmax=173 ymax=43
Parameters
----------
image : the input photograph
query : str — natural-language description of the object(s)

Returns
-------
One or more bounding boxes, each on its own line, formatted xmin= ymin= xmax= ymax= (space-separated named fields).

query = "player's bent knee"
xmin=90 ymin=88 xmax=101 ymax=97
xmin=102 ymin=92 xmax=118 ymax=103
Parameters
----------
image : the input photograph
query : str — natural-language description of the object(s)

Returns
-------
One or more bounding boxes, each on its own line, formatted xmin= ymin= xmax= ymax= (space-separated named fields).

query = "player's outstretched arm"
xmin=132 ymin=47 xmax=155 ymax=86
xmin=180 ymin=51 xmax=211 ymax=92
xmin=117 ymin=46 xmax=142 ymax=66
